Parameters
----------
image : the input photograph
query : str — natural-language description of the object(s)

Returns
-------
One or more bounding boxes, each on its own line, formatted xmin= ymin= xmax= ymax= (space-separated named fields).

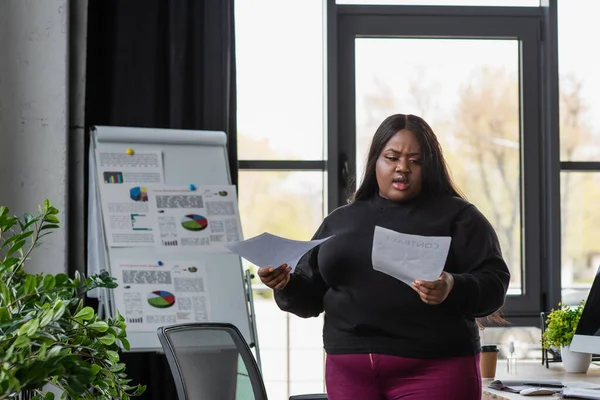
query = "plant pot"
xmin=561 ymin=345 xmax=592 ymax=373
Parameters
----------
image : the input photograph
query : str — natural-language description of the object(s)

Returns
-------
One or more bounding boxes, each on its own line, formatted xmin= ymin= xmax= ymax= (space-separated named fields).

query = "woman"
xmin=257 ymin=114 xmax=510 ymax=400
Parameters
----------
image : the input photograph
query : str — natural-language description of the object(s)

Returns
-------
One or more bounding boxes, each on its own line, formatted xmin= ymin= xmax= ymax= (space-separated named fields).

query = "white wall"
xmin=0 ymin=0 xmax=69 ymax=274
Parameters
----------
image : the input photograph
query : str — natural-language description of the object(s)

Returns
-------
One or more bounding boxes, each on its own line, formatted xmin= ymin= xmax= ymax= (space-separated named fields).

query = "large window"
xmin=235 ymin=0 xmax=591 ymax=387
xmin=236 ymin=0 xmax=325 ymax=161
xmin=558 ymin=0 xmax=600 ymax=305
xmin=235 ymin=0 xmax=327 ymax=397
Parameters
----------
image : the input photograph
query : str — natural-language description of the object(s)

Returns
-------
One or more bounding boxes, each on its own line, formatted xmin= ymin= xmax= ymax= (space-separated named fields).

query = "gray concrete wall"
xmin=0 ymin=0 xmax=69 ymax=274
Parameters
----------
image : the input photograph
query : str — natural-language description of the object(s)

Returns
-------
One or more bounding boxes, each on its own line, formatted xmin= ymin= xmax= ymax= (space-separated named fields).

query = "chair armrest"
xmin=289 ymin=394 xmax=328 ymax=400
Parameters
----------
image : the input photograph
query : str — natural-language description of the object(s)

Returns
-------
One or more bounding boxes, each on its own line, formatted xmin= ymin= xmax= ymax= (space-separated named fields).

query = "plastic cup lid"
xmin=481 ymin=345 xmax=499 ymax=352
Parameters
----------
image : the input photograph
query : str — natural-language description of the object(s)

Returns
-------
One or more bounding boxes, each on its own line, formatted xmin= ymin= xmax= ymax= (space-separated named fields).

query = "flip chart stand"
xmin=86 ymin=125 xmax=260 ymax=364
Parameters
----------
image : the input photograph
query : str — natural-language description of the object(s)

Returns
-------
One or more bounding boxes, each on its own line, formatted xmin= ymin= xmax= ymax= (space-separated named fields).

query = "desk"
xmin=483 ymin=361 xmax=600 ymax=399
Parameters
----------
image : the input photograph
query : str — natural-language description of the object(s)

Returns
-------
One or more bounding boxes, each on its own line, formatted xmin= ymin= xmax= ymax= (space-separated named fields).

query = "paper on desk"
xmin=566 ymin=381 xmax=600 ymax=390
xmin=223 ymin=233 xmax=333 ymax=272
xmin=562 ymin=387 xmax=600 ymax=399
xmin=371 ymin=226 xmax=451 ymax=287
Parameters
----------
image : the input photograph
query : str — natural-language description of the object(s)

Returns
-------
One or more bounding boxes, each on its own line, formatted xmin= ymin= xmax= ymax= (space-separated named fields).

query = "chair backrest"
xmin=157 ymin=323 xmax=268 ymax=400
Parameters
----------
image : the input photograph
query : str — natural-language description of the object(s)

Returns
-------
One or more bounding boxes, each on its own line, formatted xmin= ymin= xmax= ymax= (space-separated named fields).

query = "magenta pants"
xmin=325 ymin=353 xmax=482 ymax=400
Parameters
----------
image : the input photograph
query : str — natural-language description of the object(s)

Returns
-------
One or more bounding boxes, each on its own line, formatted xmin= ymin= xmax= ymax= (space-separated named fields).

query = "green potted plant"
xmin=0 ymin=200 xmax=145 ymax=399
xmin=541 ymin=301 xmax=591 ymax=373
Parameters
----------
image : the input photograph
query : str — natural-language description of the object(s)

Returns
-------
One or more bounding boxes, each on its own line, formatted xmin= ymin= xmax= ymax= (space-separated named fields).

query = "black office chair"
xmin=157 ymin=323 xmax=327 ymax=400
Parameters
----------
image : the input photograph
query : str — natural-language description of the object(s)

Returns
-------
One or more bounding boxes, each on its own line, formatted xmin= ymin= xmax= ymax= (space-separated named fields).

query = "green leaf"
xmin=0 ymin=306 xmax=10 ymax=322
xmin=24 ymin=274 xmax=37 ymax=295
xmin=87 ymin=321 xmax=109 ymax=332
xmin=2 ymin=256 xmax=19 ymax=269
xmin=39 ymin=308 xmax=54 ymax=327
xmin=119 ymin=337 xmax=131 ymax=351
xmin=31 ymin=330 xmax=58 ymax=342
xmin=44 ymin=392 xmax=55 ymax=400
xmin=0 ymin=280 xmax=13 ymax=304
xmin=52 ymin=300 xmax=66 ymax=321
xmin=7 ymin=239 xmax=26 ymax=256
xmin=39 ymin=342 xmax=48 ymax=360
xmin=43 ymin=215 xmax=60 ymax=224
xmin=44 ymin=199 xmax=51 ymax=212
xmin=73 ymin=306 xmax=94 ymax=322
xmin=54 ymin=273 xmax=69 ymax=286
xmin=18 ymin=318 xmax=40 ymax=336
xmin=0 ymin=258 xmax=20 ymax=278
xmin=24 ymin=212 xmax=35 ymax=223
xmin=1 ymin=231 xmax=32 ymax=249
xmin=90 ymin=364 xmax=102 ymax=376
xmin=5 ymin=343 xmax=15 ymax=358
xmin=1 ymin=216 xmax=17 ymax=230
xmin=106 ymin=350 xmax=120 ymax=363
xmin=20 ymin=214 xmax=38 ymax=230
xmin=43 ymin=274 xmax=56 ymax=290
xmin=109 ymin=362 xmax=126 ymax=373
xmin=98 ymin=333 xmax=116 ymax=345
xmin=0 ymin=206 xmax=8 ymax=217
xmin=12 ymin=335 xmax=30 ymax=348
xmin=47 ymin=345 xmax=63 ymax=357
xmin=41 ymin=223 xmax=60 ymax=231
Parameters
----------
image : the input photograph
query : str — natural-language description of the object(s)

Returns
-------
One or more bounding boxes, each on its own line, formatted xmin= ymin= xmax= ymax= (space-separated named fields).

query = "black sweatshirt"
xmin=274 ymin=193 xmax=510 ymax=359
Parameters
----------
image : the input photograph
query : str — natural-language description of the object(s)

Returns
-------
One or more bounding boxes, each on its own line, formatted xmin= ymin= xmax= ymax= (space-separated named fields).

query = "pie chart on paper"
xmin=147 ymin=290 xmax=176 ymax=309
xmin=180 ymin=214 xmax=208 ymax=232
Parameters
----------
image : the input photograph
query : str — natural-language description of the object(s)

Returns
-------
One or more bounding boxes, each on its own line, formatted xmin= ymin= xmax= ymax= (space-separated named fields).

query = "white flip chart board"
xmin=87 ymin=126 xmax=255 ymax=352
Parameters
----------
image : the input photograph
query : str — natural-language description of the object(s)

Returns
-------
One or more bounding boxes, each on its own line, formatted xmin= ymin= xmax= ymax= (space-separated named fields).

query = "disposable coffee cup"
xmin=480 ymin=344 xmax=499 ymax=379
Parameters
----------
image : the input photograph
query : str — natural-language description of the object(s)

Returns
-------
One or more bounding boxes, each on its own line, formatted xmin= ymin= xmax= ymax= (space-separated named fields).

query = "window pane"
xmin=238 ymin=170 xmax=325 ymax=398
xmin=338 ymin=0 xmax=540 ymax=5
xmin=235 ymin=0 xmax=325 ymax=160
xmin=558 ymin=0 xmax=600 ymax=161
xmin=481 ymin=327 xmax=542 ymax=361
xmin=561 ymin=172 xmax=600 ymax=304
xmin=238 ymin=171 xmax=324 ymax=240
xmin=289 ymin=316 xmax=325 ymax=396
xmin=355 ymin=38 xmax=523 ymax=294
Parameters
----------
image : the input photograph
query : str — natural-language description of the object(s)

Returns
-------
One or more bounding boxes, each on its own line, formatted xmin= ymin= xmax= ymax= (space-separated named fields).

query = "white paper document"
xmin=371 ymin=226 xmax=452 ymax=287
xmin=112 ymin=259 xmax=212 ymax=332
xmin=562 ymin=388 xmax=600 ymax=400
xmin=224 ymin=233 xmax=332 ymax=272
xmin=148 ymin=185 xmax=244 ymax=252
xmin=96 ymin=150 xmax=165 ymax=247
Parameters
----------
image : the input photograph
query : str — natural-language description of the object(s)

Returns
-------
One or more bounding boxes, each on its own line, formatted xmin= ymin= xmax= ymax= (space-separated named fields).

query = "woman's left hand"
xmin=412 ymin=272 xmax=454 ymax=305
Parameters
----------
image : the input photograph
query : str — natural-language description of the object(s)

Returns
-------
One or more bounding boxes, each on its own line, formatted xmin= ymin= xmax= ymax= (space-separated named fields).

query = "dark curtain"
xmin=85 ymin=0 xmax=237 ymax=185
xmin=84 ymin=1 xmax=237 ymax=398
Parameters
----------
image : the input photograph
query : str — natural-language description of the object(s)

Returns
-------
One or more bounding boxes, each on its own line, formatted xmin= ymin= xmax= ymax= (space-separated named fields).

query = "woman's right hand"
xmin=257 ymin=264 xmax=292 ymax=290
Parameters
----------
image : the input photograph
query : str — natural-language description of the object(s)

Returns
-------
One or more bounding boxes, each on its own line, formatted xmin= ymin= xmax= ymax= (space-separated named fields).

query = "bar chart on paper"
xmin=103 ymin=171 xmax=124 ymax=183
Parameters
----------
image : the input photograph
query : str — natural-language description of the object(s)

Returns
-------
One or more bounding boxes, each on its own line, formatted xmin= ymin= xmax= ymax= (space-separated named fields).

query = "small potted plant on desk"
xmin=541 ymin=301 xmax=592 ymax=373
xmin=0 ymin=200 xmax=145 ymax=399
